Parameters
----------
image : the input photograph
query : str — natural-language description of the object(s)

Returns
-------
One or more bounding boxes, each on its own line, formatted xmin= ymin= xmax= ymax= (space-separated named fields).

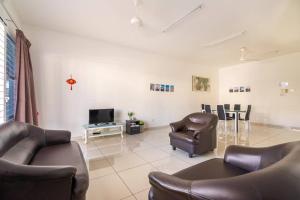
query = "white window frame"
xmin=0 ymin=21 xmax=6 ymax=124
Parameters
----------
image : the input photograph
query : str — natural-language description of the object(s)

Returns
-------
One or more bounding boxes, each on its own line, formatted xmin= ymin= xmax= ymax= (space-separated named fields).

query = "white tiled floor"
xmin=73 ymin=123 xmax=300 ymax=200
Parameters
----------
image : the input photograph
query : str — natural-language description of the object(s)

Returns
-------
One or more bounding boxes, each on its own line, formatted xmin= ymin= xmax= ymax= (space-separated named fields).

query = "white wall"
xmin=219 ymin=52 xmax=300 ymax=128
xmin=0 ymin=0 xmax=23 ymax=36
xmin=24 ymin=25 xmax=219 ymax=137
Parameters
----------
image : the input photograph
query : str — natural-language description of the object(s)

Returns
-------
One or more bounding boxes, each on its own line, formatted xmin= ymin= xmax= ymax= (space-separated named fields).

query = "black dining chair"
xmin=204 ymin=105 xmax=212 ymax=114
xmin=217 ymin=105 xmax=232 ymax=135
xmin=224 ymin=104 xmax=231 ymax=118
xmin=201 ymin=104 xmax=205 ymax=112
xmin=234 ymin=104 xmax=241 ymax=111
xmin=240 ymin=105 xmax=252 ymax=131
xmin=224 ymin=104 xmax=230 ymax=110
xmin=232 ymin=104 xmax=241 ymax=119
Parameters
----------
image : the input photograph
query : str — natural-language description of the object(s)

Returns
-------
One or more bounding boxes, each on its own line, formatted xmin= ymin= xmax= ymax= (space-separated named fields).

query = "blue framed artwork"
xmin=150 ymin=83 xmax=174 ymax=92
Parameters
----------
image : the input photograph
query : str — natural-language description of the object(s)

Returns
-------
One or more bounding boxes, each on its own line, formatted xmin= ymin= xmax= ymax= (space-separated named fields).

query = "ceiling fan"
xmin=239 ymin=47 xmax=279 ymax=62
xmin=130 ymin=0 xmax=203 ymax=32
xmin=130 ymin=0 xmax=143 ymax=27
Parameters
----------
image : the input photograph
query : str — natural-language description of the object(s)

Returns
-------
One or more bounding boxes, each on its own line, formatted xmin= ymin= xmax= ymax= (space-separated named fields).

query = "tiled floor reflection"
xmin=73 ymin=123 xmax=300 ymax=200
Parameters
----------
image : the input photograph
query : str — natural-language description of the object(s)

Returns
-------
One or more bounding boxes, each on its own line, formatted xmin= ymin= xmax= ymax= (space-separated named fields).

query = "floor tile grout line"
xmin=88 ymin=140 xmax=214 ymax=175
xmin=119 ymin=193 xmax=137 ymax=200
xmin=111 ymin=160 xmax=137 ymax=199
xmin=87 ymin=136 xmax=232 ymax=174
xmin=110 ymin=152 xmax=161 ymax=196
xmin=132 ymin=149 xmax=171 ymax=164
xmin=112 ymin=161 xmax=156 ymax=199
xmin=89 ymin=171 xmax=117 ymax=181
xmin=95 ymin=138 xmax=162 ymax=199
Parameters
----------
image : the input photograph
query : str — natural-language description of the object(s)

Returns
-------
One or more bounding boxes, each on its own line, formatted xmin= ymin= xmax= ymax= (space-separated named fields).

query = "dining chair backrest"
xmin=224 ymin=104 xmax=231 ymax=118
xmin=245 ymin=105 xmax=252 ymax=121
xmin=201 ymin=104 xmax=205 ymax=110
xmin=204 ymin=105 xmax=212 ymax=114
xmin=217 ymin=105 xmax=226 ymax=120
xmin=224 ymin=104 xmax=230 ymax=111
xmin=234 ymin=104 xmax=241 ymax=111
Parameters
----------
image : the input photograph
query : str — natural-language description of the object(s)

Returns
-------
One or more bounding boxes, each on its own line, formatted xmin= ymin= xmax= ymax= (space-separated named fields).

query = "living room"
xmin=0 ymin=0 xmax=299 ymax=200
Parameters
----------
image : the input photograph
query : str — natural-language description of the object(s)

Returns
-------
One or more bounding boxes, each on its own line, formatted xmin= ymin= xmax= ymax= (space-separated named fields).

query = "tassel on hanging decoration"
xmin=66 ymin=75 xmax=77 ymax=90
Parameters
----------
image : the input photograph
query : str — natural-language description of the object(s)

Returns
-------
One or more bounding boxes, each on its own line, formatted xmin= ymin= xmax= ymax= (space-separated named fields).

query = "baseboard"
xmin=145 ymin=125 xmax=169 ymax=130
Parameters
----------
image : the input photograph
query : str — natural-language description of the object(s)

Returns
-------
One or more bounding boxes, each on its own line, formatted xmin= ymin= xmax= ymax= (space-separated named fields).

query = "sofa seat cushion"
xmin=174 ymin=158 xmax=248 ymax=180
xmin=169 ymin=131 xmax=198 ymax=144
xmin=30 ymin=142 xmax=89 ymax=200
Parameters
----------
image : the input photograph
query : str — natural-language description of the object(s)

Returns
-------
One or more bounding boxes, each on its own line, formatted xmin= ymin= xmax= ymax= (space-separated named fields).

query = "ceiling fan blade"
xmin=239 ymin=47 xmax=279 ymax=62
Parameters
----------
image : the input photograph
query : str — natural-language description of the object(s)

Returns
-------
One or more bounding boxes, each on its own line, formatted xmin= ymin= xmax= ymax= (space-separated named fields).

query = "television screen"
xmin=89 ymin=109 xmax=114 ymax=124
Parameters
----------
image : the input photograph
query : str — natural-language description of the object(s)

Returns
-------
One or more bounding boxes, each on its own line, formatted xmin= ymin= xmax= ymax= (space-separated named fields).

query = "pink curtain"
xmin=15 ymin=29 xmax=38 ymax=125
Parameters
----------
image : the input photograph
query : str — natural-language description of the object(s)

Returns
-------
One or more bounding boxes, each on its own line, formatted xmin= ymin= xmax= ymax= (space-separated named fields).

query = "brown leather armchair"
xmin=148 ymin=141 xmax=300 ymax=200
xmin=169 ymin=113 xmax=218 ymax=157
xmin=0 ymin=121 xmax=89 ymax=200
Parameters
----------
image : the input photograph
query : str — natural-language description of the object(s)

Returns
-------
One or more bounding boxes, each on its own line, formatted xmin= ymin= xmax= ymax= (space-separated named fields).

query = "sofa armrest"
xmin=149 ymin=172 xmax=191 ymax=199
xmin=45 ymin=129 xmax=71 ymax=145
xmin=224 ymin=143 xmax=288 ymax=172
xmin=0 ymin=159 xmax=76 ymax=180
xmin=0 ymin=159 xmax=76 ymax=200
xmin=26 ymin=124 xmax=71 ymax=146
xmin=170 ymin=120 xmax=185 ymax=132
xmin=224 ymin=145 xmax=267 ymax=171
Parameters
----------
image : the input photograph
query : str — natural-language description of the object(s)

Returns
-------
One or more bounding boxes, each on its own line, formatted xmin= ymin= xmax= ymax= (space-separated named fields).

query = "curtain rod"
xmin=0 ymin=2 xmax=20 ymax=30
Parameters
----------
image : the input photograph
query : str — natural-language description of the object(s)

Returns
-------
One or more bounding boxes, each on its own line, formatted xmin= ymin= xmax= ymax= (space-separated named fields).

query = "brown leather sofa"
xmin=0 ymin=121 xmax=89 ymax=200
xmin=169 ymin=113 xmax=218 ymax=157
xmin=148 ymin=141 xmax=300 ymax=200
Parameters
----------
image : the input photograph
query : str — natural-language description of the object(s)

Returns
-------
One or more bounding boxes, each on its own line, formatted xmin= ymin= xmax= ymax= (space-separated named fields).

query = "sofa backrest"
xmin=183 ymin=113 xmax=218 ymax=131
xmin=0 ymin=121 xmax=44 ymax=164
xmin=191 ymin=141 xmax=300 ymax=200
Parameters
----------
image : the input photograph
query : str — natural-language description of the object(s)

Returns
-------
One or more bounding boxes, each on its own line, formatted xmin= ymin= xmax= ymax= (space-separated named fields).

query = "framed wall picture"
xmin=192 ymin=76 xmax=210 ymax=91
xmin=229 ymin=86 xmax=251 ymax=93
xmin=155 ymin=84 xmax=160 ymax=91
xmin=165 ymin=85 xmax=170 ymax=92
xmin=150 ymin=83 xmax=154 ymax=91
xmin=240 ymin=86 xmax=245 ymax=92
xmin=151 ymin=83 xmax=175 ymax=92
xmin=170 ymin=85 xmax=174 ymax=92
xmin=246 ymin=86 xmax=251 ymax=92
xmin=160 ymin=84 xmax=165 ymax=92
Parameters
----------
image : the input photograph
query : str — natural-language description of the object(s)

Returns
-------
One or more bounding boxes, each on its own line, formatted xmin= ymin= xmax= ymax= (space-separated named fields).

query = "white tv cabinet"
xmin=82 ymin=123 xmax=124 ymax=144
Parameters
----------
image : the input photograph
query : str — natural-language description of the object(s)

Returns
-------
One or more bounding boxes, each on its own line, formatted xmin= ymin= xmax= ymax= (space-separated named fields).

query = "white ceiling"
xmin=10 ymin=0 xmax=300 ymax=66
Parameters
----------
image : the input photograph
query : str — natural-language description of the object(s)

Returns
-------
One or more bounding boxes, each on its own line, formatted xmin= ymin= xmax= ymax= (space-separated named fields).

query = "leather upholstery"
xmin=0 ymin=121 xmax=89 ymax=200
xmin=174 ymin=158 xmax=248 ymax=180
xmin=169 ymin=113 xmax=218 ymax=156
xmin=148 ymin=141 xmax=300 ymax=200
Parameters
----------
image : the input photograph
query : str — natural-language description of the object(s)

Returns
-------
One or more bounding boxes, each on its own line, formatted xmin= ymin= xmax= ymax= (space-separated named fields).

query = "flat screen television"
xmin=89 ymin=109 xmax=114 ymax=124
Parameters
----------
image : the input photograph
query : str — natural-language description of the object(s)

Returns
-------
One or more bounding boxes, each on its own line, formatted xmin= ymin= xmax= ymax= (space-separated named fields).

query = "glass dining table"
xmin=211 ymin=109 xmax=246 ymax=144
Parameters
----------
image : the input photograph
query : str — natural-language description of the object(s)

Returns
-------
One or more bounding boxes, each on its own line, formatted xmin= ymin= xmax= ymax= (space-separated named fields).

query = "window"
xmin=0 ymin=21 xmax=16 ymax=124
xmin=5 ymin=34 xmax=16 ymax=121
xmin=0 ymin=22 xmax=5 ymax=124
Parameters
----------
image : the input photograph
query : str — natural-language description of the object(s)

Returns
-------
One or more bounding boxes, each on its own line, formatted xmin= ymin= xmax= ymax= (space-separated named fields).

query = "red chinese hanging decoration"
xmin=66 ymin=75 xmax=77 ymax=90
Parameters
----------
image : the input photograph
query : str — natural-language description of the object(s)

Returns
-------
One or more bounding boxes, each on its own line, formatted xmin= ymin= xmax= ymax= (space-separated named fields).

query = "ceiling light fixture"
xmin=162 ymin=4 xmax=203 ymax=33
xmin=130 ymin=16 xmax=143 ymax=26
xmin=130 ymin=0 xmax=143 ymax=27
xmin=239 ymin=47 xmax=279 ymax=62
xmin=240 ymin=46 xmax=247 ymax=61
